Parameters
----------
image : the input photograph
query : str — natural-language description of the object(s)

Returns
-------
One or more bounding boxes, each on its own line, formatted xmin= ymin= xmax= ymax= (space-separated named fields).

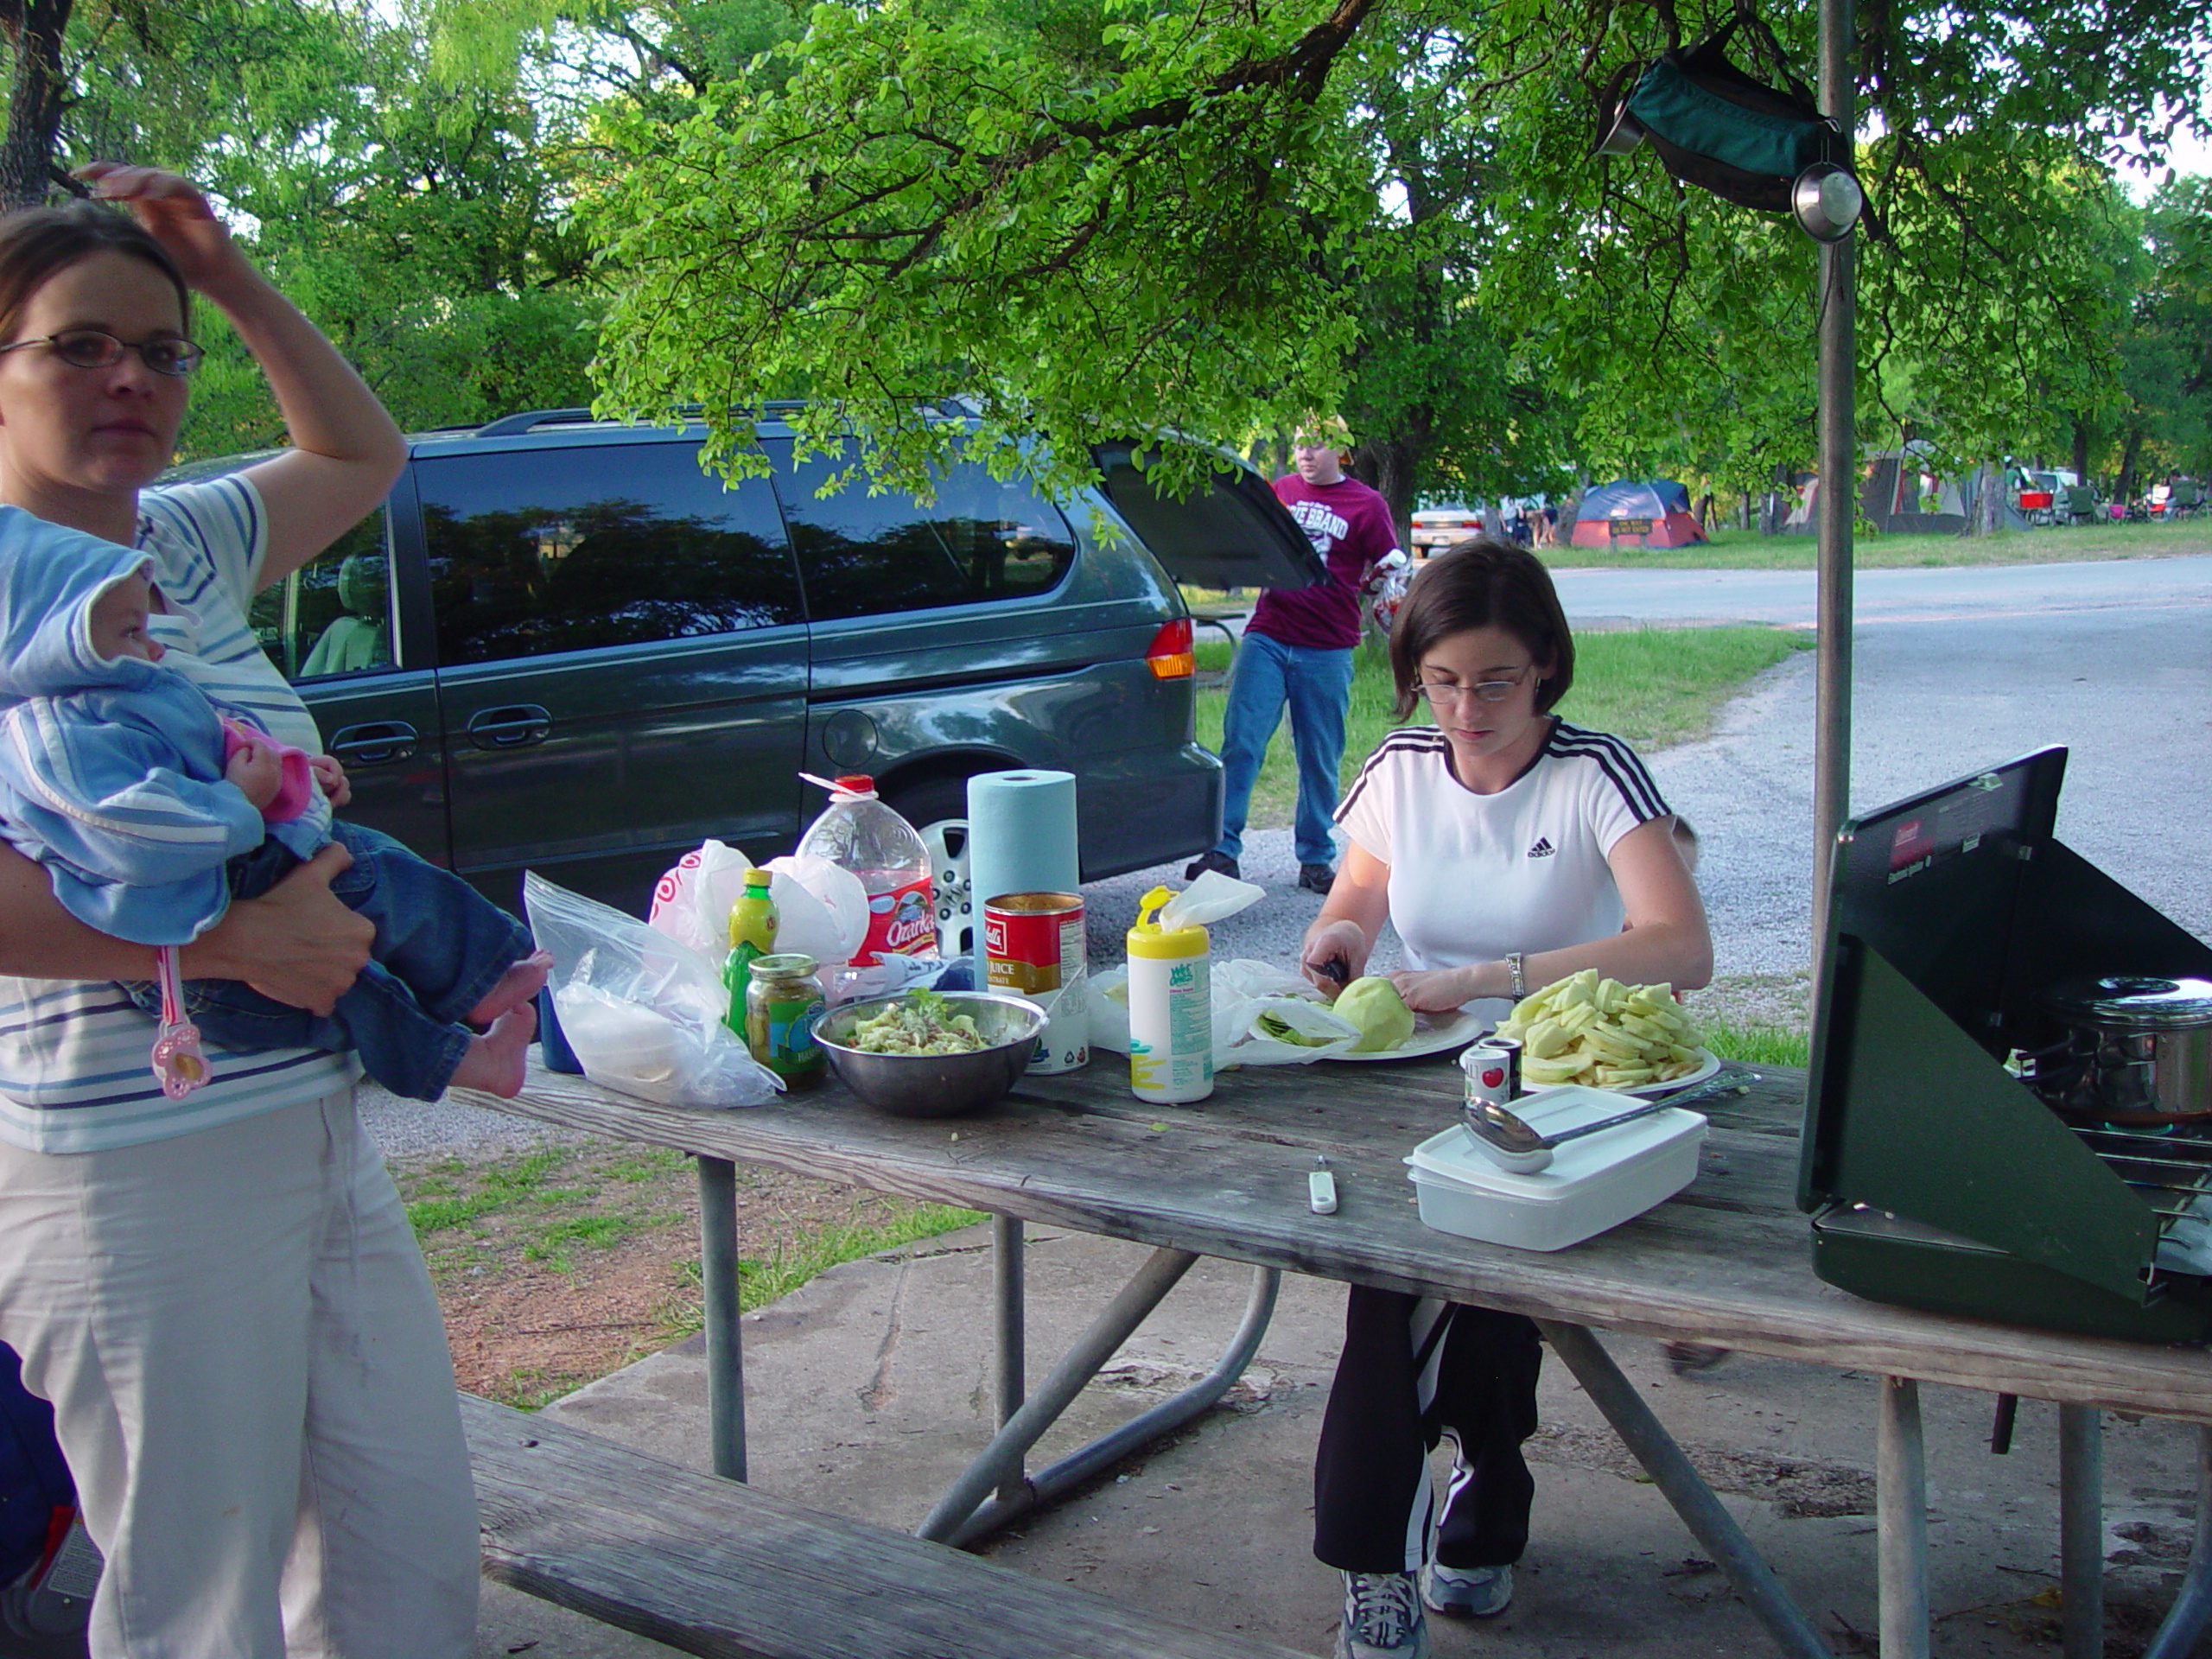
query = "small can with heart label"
xmin=1459 ymin=1037 xmax=1522 ymax=1114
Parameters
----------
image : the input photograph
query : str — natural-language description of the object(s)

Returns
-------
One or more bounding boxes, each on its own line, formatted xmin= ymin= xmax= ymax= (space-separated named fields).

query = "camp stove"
xmin=1799 ymin=747 xmax=2212 ymax=1342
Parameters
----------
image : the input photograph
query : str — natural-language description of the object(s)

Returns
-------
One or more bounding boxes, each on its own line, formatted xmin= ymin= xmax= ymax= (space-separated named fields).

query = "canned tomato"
xmin=984 ymin=892 xmax=1089 ymax=1074
xmin=1459 ymin=1037 xmax=1522 ymax=1111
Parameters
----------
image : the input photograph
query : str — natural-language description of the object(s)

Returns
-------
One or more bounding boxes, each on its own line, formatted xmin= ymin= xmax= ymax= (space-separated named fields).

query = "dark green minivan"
xmin=181 ymin=410 xmax=1323 ymax=915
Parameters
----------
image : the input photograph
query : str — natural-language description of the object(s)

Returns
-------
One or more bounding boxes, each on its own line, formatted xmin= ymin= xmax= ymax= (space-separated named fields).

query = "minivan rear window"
xmin=779 ymin=446 xmax=1075 ymax=622
xmin=420 ymin=444 xmax=804 ymax=665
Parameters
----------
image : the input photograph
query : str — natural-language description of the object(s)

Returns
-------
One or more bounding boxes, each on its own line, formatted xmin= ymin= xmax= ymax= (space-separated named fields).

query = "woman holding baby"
xmin=0 ymin=168 xmax=477 ymax=1655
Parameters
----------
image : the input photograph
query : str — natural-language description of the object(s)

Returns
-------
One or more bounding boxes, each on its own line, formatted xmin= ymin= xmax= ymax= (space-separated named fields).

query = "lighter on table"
xmin=1309 ymin=1155 xmax=1338 ymax=1215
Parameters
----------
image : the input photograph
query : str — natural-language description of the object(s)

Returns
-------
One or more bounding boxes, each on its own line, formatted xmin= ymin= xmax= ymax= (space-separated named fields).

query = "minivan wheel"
xmin=882 ymin=775 xmax=976 ymax=957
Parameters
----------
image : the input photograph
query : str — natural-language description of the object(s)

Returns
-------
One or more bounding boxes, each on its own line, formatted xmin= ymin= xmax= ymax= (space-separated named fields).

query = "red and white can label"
xmin=984 ymin=893 xmax=1084 ymax=995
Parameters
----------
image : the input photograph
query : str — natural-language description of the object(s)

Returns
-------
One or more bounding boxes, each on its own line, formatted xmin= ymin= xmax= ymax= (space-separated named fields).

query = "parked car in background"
xmin=1409 ymin=503 xmax=1485 ymax=557
xmin=171 ymin=409 xmax=1325 ymax=917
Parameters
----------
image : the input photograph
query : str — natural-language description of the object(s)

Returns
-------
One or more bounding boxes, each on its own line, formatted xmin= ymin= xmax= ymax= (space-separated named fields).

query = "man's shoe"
xmin=1338 ymin=1572 xmax=1427 ymax=1658
xmin=1420 ymin=1560 xmax=1512 ymax=1619
xmin=1298 ymin=862 xmax=1337 ymax=895
xmin=1185 ymin=849 xmax=1240 ymax=880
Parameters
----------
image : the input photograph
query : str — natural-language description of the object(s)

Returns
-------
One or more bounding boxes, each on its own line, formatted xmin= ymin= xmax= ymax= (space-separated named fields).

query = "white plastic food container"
xmin=1405 ymin=1084 xmax=1707 ymax=1251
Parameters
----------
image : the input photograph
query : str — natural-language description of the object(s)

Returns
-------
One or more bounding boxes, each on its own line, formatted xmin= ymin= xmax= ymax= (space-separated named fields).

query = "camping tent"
xmin=1569 ymin=480 xmax=1709 ymax=549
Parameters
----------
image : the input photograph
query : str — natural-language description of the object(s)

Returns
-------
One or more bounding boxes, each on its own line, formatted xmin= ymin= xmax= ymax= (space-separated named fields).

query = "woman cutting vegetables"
xmin=1296 ymin=538 xmax=1712 ymax=1659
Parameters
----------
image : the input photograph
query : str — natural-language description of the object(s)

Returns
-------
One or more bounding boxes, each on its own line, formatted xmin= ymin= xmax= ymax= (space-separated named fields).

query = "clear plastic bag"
xmin=525 ymin=872 xmax=782 ymax=1109
xmin=1087 ymin=959 xmax=1355 ymax=1066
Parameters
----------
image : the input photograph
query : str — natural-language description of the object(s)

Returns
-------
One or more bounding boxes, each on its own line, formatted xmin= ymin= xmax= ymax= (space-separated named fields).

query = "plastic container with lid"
xmin=1125 ymin=885 xmax=1212 ymax=1103
xmin=745 ymin=952 xmax=826 ymax=1090
xmin=796 ymin=773 xmax=938 ymax=968
xmin=1404 ymin=1084 xmax=1707 ymax=1250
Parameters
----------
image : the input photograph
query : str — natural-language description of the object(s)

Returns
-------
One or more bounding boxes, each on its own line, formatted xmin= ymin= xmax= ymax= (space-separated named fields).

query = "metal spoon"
xmin=1462 ymin=1071 xmax=1745 ymax=1174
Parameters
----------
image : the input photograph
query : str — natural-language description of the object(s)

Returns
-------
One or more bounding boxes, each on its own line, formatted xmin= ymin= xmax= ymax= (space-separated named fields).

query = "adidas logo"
xmin=1527 ymin=837 xmax=1556 ymax=859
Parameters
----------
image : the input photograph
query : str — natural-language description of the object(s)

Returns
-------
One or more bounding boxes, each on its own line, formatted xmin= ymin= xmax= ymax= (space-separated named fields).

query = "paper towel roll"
xmin=966 ymin=769 xmax=1080 ymax=981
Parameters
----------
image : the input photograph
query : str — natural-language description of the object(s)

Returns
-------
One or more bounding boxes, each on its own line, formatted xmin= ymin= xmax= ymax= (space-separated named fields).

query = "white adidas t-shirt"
xmin=1334 ymin=721 xmax=1671 ymax=1019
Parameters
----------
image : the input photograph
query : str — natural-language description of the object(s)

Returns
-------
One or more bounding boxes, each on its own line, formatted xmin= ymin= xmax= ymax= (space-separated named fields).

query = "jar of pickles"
xmin=745 ymin=953 xmax=826 ymax=1090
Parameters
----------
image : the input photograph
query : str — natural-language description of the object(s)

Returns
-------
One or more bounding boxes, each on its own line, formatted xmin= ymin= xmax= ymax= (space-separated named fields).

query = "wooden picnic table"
xmin=478 ymin=1048 xmax=2212 ymax=1659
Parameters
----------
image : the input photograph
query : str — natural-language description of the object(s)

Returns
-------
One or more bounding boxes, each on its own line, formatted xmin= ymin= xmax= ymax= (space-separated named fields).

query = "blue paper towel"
xmin=966 ymin=769 xmax=1080 ymax=980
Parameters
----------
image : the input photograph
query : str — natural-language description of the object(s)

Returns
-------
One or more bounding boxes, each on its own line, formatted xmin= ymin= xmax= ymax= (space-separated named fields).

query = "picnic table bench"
xmin=464 ymin=1392 xmax=1305 ymax=1659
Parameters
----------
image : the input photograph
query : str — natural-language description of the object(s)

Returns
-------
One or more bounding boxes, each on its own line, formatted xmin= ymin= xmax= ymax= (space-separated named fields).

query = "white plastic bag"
xmin=647 ymin=839 xmax=758 ymax=958
xmin=762 ymin=854 xmax=869 ymax=967
xmin=526 ymin=872 xmax=781 ymax=1109
xmin=1086 ymin=958 xmax=1353 ymax=1066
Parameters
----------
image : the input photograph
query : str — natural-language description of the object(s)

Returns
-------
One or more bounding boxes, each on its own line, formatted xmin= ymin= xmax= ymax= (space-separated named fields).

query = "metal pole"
xmin=2058 ymin=1405 xmax=2104 ymax=1659
xmin=993 ymin=1215 xmax=1026 ymax=1502
xmin=949 ymin=1266 xmax=1281 ymax=1548
xmin=2140 ymin=1426 xmax=2212 ymax=1659
xmin=696 ymin=1155 xmax=747 ymax=1481
xmin=1810 ymin=0 xmax=1858 ymax=983
xmin=1537 ymin=1321 xmax=1833 ymax=1659
xmin=917 ymin=1247 xmax=1198 ymax=1543
xmin=1877 ymin=1376 xmax=1929 ymax=1659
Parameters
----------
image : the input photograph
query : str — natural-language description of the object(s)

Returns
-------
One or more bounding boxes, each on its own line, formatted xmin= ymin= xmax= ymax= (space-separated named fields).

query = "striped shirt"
xmin=1335 ymin=720 xmax=1671 ymax=1020
xmin=0 ymin=476 xmax=358 ymax=1153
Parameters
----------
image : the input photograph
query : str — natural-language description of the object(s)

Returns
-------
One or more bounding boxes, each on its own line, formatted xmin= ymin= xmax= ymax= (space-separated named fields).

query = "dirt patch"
xmin=1528 ymin=1420 xmax=1875 ymax=1518
xmin=395 ymin=1140 xmax=977 ymax=1408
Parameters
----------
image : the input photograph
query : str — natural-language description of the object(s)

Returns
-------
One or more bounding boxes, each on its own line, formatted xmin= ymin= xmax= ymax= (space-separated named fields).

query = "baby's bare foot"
xmin=449 ymin=1004 xmax=537 ymax=1098
xmin=467 ymin=950 xmax=553 ymax=1027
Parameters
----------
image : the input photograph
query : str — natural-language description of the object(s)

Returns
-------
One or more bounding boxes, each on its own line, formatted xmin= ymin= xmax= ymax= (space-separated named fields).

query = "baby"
xmin=0 ymin=514 xmax=548 ymax=1100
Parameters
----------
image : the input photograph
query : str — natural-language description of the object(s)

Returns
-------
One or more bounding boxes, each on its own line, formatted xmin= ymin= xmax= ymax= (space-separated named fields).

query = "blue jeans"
xmin=1216 ymin=631 xmax=1357 ymax=868
xmin=123 ymin=822 xmax=534 ymax=1101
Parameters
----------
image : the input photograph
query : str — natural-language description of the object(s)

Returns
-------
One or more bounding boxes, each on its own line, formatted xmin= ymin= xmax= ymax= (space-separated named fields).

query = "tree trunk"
xmin=1961 ymin=462 xmax=2005 ymax=537
xmin=1347 ymin=437 xmax=1420 ymax=553
xmin=0 ymin=0 xmax=72 ymax=213
xmin=2115 ymin=429 xmax=2145 ymax=505
xmin=2070 ymin=421 xmax=2091 ymax=486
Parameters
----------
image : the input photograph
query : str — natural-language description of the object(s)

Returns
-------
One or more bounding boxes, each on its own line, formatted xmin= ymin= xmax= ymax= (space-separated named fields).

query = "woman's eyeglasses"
xmin=1412 ymin=665 xmax=1535 ymax=705
xmin=0 ymin=329 xmax=204 ymax=378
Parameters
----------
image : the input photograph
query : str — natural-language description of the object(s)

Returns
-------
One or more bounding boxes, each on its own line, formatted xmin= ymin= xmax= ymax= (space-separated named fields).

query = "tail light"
xmin=1146 ymin=617 xmax=1195 ymax=679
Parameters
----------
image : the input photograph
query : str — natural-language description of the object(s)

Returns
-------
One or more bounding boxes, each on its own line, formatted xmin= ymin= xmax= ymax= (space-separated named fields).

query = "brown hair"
xmin=0 ymin=200 xmax=191 ymax=342
xmin=1387 ymin=537 xmax=1575 ymax=720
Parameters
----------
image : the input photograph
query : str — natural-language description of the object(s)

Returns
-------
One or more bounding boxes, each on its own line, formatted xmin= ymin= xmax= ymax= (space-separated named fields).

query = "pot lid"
xmin=2041 ymin=975 xmax=2212 ymax=1027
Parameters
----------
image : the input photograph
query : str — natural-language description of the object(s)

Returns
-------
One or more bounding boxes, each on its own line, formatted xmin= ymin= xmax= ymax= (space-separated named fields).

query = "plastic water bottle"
xmin=796 ymin=774 xmax=938 ymax=967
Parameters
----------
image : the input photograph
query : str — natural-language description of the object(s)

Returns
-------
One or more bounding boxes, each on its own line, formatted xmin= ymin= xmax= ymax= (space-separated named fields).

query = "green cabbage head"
xmin=1335 ymin=976 xmax=1415 ymax=1052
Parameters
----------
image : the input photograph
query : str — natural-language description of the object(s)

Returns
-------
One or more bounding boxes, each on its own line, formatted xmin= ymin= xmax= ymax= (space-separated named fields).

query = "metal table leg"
xmin=2142 ymin=1426 xmax=2212 ymax=1659
xmin=1878 ymin=1376 xmax=1929 ymax=1659
xmin=696 ymin=1155 xmax=746 ymax=1481
xmin=1537 ymin=1320 xmax=1832 ymax=1659
xmin=917 ymin=1244 xmax=1280 ymax=1548
xmin=994 ymin=1215 xmax=1025 ymax=1502
xmin=2059 ymin=1404 xmax=2102 ymax=1659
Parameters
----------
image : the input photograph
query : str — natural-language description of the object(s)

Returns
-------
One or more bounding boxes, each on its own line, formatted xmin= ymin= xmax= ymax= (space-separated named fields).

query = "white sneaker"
xmin=1421 ymin=1560 xmax=1513 ymax=1618
xmin=1337 ymin=1571 xmax=1428 ymax=1657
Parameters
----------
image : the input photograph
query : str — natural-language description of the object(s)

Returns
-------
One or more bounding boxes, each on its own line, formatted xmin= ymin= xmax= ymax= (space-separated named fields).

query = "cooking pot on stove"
xmin=2024 ymin=976 xmax=2212 ymax=1123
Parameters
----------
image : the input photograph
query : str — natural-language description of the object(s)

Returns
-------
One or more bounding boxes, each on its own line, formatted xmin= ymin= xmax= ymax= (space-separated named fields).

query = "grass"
xmin=1199 ymin=625 xmax=1811 ymax=834
xmin=1700 ymin=1017 xmax=1811 ymax=1071
xmin=662 ymin=1200 xmax=986 ymax=1334
xmin=1537 ymin=517 xmax=2211 ymax=570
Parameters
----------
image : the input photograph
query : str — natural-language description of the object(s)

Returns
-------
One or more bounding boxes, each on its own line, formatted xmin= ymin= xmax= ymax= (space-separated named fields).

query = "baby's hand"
xmin=226 ymin=736 xmax=284 ymax=811
xmin=309 ymin=753 xmax=352 ymax=808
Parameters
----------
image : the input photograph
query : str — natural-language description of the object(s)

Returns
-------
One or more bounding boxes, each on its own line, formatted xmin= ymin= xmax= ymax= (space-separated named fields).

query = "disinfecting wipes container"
xmin=1405 ymin=1084 xmax=1707 ymax=1251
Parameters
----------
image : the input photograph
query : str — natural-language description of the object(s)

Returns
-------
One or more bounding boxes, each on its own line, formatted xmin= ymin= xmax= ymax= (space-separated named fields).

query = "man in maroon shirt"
xmin=1187 ymin=429 xmax=1402 ymax=894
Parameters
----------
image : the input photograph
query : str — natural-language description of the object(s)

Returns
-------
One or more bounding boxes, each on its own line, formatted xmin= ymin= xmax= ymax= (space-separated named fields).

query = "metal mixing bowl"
xmin=813 ymin=991 xmax=1047 ymax=1118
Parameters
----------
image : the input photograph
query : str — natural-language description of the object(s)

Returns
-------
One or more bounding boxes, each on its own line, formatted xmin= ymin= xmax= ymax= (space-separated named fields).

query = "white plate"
xmin=1612 ymin=1047 xmax=1722 ymax=1097
xmin=1325 ymin=1010 xmax=1489 ymax=1063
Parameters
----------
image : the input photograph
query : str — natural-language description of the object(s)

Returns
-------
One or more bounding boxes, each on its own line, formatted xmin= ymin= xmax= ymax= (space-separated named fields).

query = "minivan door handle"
xmin=465 ymin=704 xmax=553 ymax=750
xmin=327 ymin=721 xmax=419 ymax=766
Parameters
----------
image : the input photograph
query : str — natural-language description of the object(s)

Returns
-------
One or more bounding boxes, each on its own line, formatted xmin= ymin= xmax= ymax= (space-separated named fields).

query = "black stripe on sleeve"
xmin=1548 ymin=723 xmax=1670 ymax=823
xmin=1335 ymin=729 xmax=1452 ymax=823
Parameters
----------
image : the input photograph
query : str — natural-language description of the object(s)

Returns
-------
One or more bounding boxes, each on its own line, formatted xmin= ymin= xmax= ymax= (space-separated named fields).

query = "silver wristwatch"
xmin=1505 ymin=951 xmax=1526 ymax=1000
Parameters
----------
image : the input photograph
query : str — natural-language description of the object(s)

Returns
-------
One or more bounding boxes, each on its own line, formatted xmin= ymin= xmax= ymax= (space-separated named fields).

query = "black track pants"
xmin=1312 ymin=1287 xmax=1543 ymax=1574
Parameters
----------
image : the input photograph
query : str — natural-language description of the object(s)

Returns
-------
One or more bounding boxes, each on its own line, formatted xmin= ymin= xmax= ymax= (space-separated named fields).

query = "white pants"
xmin=0 ymin=1088 xmax=478 ymax=1657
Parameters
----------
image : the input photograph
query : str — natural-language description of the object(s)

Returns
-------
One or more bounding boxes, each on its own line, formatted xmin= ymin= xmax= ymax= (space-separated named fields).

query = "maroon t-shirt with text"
xmin=1249 ymin=474 xmax=1402 ymax=651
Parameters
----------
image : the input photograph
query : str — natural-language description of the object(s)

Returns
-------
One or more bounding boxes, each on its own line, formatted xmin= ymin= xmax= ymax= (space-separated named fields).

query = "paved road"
xmin=1553 ymin=552 xmax=2212 ymax=629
